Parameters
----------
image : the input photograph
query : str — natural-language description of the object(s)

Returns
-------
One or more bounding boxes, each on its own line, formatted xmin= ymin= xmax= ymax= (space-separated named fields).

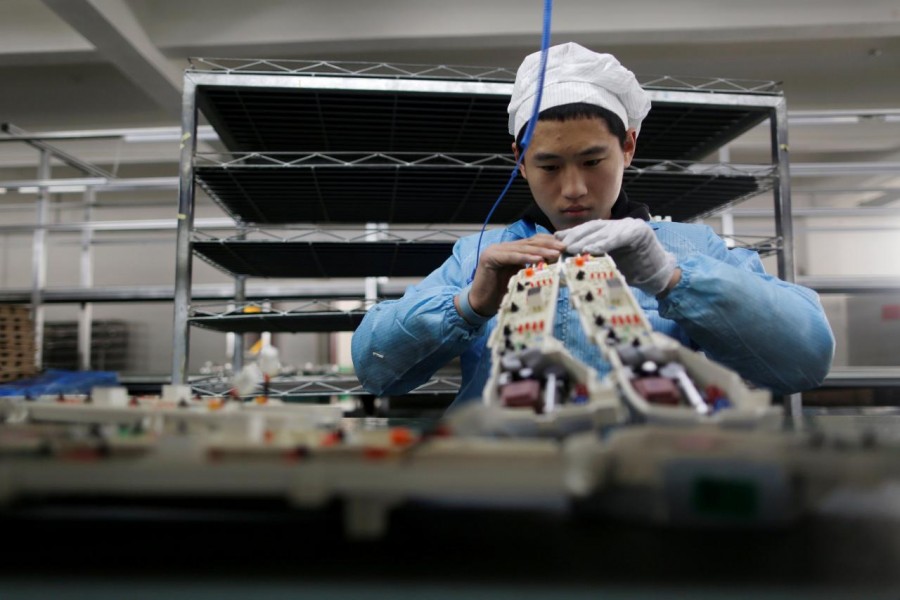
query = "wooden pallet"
xmin=0 ymin=305 xmax=36 ymax=383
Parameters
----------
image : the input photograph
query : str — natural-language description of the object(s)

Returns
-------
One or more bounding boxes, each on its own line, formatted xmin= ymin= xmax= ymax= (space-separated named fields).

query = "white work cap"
xmin=508 ymin=42 xmax=651 ymax=139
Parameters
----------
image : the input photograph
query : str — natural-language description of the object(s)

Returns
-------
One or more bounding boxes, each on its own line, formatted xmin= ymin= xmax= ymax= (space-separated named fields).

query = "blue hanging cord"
xmin=467 ymin=0 xmax=553 ymax=285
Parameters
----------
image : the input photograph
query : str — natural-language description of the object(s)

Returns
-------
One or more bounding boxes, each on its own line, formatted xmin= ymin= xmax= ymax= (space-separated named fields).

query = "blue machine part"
xmin=0 ymin=369 xmax=118 ymax=397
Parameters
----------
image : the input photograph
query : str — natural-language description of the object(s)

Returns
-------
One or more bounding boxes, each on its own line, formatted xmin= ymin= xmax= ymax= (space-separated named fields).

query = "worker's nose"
xmin=561 ymin=167 xmax=587 ymax=199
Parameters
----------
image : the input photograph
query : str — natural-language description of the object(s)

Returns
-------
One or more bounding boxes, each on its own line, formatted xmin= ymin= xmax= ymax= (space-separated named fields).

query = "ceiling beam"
xmin=40 ymin=0 xmax=182 ymax=118
xmin=136 ymin=0 xmax=900 ymax=51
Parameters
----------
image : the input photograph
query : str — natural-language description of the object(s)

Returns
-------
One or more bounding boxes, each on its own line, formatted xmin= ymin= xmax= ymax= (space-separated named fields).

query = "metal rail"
xmin=190 ymin=372 xmax=461 ymax=399
xmin=187 ymin=58 xmax=782 ymax=95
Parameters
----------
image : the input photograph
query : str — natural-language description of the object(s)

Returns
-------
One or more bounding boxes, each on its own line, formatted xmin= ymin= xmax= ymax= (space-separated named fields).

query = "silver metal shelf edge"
xmin=0 ymin=283 xmax=408 ymax=304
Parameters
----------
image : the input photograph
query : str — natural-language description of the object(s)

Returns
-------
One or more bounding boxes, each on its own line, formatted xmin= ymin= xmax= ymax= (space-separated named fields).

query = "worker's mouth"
xmin=562 ymin=206 xmax=589 ymax=215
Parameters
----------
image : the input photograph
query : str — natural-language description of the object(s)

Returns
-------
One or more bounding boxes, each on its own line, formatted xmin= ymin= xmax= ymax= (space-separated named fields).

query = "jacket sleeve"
xmin=657 ymin=226 xmax=835 ymax=395
xmin=351 ymin=238 xmax=487 ymax=396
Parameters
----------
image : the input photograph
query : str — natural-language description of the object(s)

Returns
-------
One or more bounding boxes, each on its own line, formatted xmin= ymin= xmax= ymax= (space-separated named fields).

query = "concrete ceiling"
xmin=0 ymin=0 xmax=898 ymax=201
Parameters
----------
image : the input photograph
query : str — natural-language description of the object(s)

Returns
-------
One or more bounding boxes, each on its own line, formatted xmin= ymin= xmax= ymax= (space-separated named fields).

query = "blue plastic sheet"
xmin=0 ymin=369 xmax=118 ymax=397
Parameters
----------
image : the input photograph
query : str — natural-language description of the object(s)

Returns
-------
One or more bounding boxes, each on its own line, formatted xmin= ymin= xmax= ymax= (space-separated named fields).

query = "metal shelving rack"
xmin=171 ymin=58 xmax=794 ymax=390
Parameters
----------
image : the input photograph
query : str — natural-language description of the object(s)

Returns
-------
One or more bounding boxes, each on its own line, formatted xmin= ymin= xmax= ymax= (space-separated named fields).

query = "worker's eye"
xmin=538 ymin=164 xmax=559 ymax=172
xmin=584 ymin=159 xmax=602 ymax=167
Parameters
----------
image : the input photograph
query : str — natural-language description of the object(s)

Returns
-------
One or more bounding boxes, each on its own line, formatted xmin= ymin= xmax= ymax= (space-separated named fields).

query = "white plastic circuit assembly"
xmin=481 ymin=253 xmax=779 ymax=432
xmin=91 ymin=386 xmax=130 ymax=407
xmin=161 ymin=384 xmax=192 ymax=404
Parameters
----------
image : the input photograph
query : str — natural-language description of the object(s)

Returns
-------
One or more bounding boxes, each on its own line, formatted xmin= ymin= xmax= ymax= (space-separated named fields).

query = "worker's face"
xmin=514 ymin=117 xmax=636 ymax=231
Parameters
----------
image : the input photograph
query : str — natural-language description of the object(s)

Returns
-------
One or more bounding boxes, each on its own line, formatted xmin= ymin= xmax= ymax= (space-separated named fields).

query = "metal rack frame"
xmin=0 ymin=123 xmax=111 ymax=372
xmin=172 ymin=61 xmax=794 ymax=386
xmin=189 ymin=371 xmax=462 ymax=399
xmin=0 ymin=123 xmax=199 ymax=371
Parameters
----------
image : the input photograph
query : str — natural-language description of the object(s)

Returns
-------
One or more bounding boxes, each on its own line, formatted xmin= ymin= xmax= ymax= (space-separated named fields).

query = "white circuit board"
xmin=481 ymin=253 xmax=778 ymax=428
xmin=487 ymin=261 xmax=561 ymax=354
xmin=562 ymin=253 xmax=653 ymax=350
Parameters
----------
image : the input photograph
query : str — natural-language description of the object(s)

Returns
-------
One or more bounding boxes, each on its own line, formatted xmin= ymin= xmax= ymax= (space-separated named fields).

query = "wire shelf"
xmin=194 ymin=155 xmax=774 ymax=225
xmin=191 ymin=225 xmax=477 ymax=243
xmin=719 ymin=235 xmax=783 ymax=257
xmin=188 ymin=58 xmax=519 ymax=82
xmin=195 ymin=153 xmax=775 ymax=175
xmin=637 ymin=74 xmax=781 ymax=94
xmin=188 ymin=58 xmax=781 ymax=94
xmin=190 ymin=299 xmax=371 ymax=333
xmin=190 ymin=372 xmax=461 ymax=399
xmin=194 ymin=152 xmax=519 ymax=168
xmin=191 ymin=64 xmax=779 ymax=159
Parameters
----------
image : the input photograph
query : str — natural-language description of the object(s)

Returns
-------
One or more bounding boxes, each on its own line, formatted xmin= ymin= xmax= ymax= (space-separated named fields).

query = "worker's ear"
xmin=512 ymin=142 xmax=527 ymax=179
xmin=623 ymin=129 xmax=637 ymax=168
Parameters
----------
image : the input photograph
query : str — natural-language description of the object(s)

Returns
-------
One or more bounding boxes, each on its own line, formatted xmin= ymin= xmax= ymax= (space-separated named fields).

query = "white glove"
xmin=555 ymin=218 xmax=677 ymax=296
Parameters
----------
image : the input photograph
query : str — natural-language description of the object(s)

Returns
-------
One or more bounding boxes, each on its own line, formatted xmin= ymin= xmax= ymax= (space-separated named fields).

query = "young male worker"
xmin=352 ymin=42 xmax=834 ymax=408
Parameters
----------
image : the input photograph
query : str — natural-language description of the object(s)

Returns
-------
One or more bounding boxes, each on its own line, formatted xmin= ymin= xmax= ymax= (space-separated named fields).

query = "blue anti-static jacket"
xmin=351 ymin=219 xmax=835 ymax=407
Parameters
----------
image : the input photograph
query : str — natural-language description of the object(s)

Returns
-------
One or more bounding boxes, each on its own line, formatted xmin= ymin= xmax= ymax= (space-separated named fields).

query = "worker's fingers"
xmin=478 ymin=236 xmax=566 ymax=269
xmin=480 ymin=246 xmax=559 ymax=269
xmin=467 ymin=236 xmax=567 ymax=315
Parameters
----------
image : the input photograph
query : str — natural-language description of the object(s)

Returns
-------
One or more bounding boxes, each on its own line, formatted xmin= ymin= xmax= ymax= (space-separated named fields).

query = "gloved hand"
xmin=555 ymin=218 xmax=677 ymax=296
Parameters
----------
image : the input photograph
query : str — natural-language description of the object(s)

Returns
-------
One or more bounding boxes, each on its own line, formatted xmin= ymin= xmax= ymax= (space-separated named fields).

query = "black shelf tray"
xmin=195 ymin=158 xmax=534 ymax=225
xmin=197 ymin=85 xmax=772 ymax=162
xmin=196 ymin=160 xmax=764 ymax=224
xmin=190 ymin=310 xmax=367 ymax=333
xmin=199 ymin=87 xmax=511 ymax=155
xmin=192 ymin=240 xmax=454 ymax=278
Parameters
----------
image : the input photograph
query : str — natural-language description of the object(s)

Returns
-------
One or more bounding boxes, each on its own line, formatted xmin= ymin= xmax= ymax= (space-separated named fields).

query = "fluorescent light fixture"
xmin=0 ymin=177 xmax=108 ymax=193
xmin=3 ymin=125 xmax=219 ymax=144
xmin=122 ymin=126 xmax=218 ymax=143
xmin=789 ymin=109 xmax=900 ymax=125
xmin=17 ymin=185 xmax=91 ymax=194
xmin=43 ymin=185 xmax=88 ymax=193
xmin=789 ymin=116 xmax=860 ymax=125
